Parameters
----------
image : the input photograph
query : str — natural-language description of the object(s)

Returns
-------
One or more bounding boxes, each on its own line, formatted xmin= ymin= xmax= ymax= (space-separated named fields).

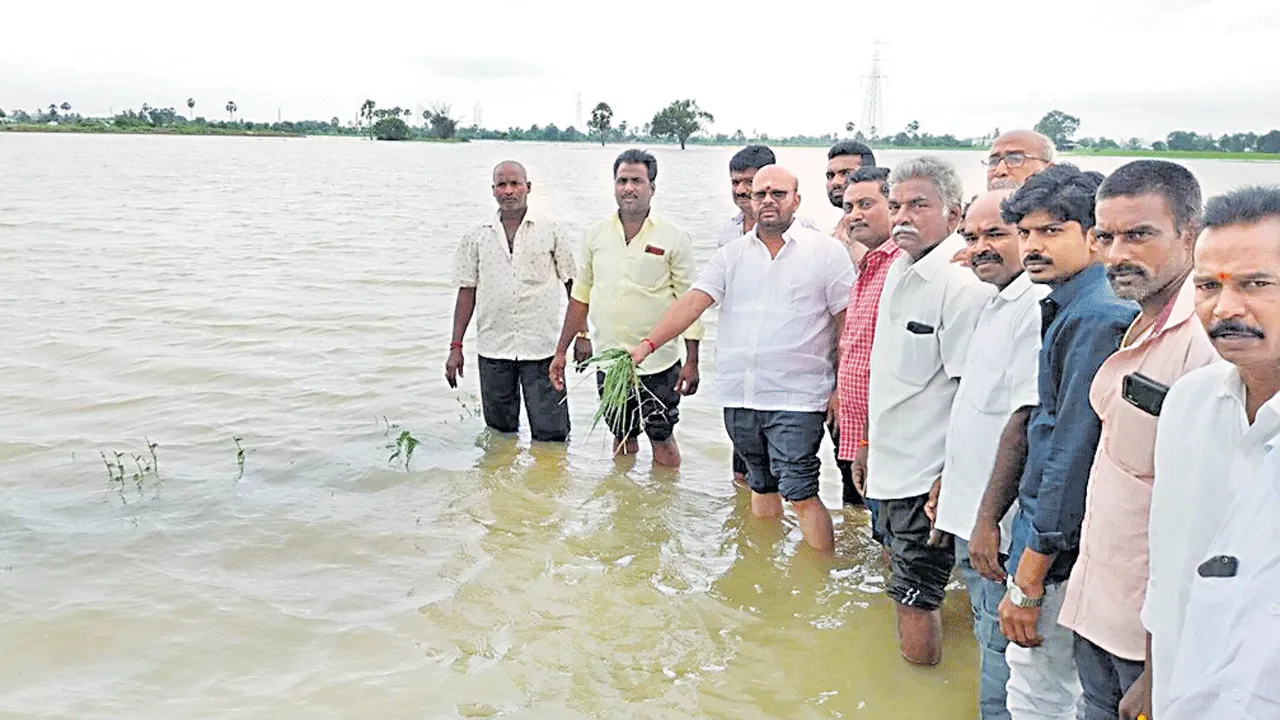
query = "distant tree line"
xmin=3 ymin=99 xmax=1279 ymax=154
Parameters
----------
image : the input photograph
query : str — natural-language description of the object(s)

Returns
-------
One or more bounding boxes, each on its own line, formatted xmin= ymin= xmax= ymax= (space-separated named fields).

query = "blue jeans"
xmin=955 ymin=538 xmax=1012 ymax=720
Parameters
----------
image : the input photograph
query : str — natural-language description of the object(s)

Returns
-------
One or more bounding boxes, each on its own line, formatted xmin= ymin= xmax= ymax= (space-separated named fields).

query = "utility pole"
xmin=575 ymin=92 xmax=582 ymax=130
xmin=861 ymin=40 xmax=887 ymax=140
xmin=473 ymin=101 xmax=483 ymax=128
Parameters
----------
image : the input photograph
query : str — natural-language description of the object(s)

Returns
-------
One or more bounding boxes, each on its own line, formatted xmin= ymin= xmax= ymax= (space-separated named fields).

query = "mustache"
xmin=970 ymin=251 xmax=1003 ymax=266
xmin=1108 ymin=263 xmax=1149 ymax=280
xmin=892 ymin=223 xmax=918 ymax=237
xmin=1208 ymin=318 xmax=1265 ymax=340
xmin=1023 ymin=252 xmax=1053 ymax=265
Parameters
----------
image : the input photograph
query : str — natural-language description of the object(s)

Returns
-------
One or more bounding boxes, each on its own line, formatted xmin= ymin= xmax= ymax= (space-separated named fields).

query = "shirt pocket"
xmin=517 ymin=234 xmax=556 ymax=284
xmin=628 ymin=251 xmax=669 ymax=290
xmin=963 ymin=358 xmax=1010 ymax=415
xmin=888 ymin=323 xmax=942 ymax=388
xmin=1166 ymin=572 xmax=1237 ymax=694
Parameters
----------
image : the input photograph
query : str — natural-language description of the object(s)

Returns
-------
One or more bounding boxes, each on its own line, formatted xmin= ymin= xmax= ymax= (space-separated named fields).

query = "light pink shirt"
xmin=1059 ymin=279 xmax=1218 ymax=660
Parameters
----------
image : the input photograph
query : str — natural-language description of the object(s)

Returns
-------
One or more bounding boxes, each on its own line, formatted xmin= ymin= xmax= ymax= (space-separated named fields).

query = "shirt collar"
xmin=858 ymin=238 xmax=901 ymax=272
xmin=996 ymin=271 xmax=1035 ymax=302
xmin=484 ymin=209 xmax=537 ymax=228
xmin=1153 ymin=275 xmax=1199 ymax=337
xmin=1045 ymin=262 xmax=1109 ymax=308
xmin=613 ymin=211 xmax=657 ymax=230
xmin=904 ymin=234 xmax=964 ymax=281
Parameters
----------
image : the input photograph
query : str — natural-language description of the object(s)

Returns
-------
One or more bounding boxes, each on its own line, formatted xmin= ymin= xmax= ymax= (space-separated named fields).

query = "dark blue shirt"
xmin=1007 ymin=263 xmax=1138 ymax=584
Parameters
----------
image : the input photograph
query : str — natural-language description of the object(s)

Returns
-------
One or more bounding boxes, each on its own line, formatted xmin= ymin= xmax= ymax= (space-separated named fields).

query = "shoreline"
xmin=4 ymin=124 xmax=1278 ymax=161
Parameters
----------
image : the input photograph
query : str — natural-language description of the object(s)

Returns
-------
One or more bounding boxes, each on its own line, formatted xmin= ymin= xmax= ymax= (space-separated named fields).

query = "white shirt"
xmin=692 ymin=223 xmax=854 ymax=412
xmin=452 ymin=210 xmax=576 ymax=360
xmin=716 ymin=211 xmax=818 ymax=248
xmin=935 ymin=272 xmax=1047 ymax=544
xmin=865 ymin=234 xmax=994 ymax=500
xmin=1161 ymin=433 xmax=1280 ymax=719
xmin=1144 ymin=361 xmax=1280 ymax=716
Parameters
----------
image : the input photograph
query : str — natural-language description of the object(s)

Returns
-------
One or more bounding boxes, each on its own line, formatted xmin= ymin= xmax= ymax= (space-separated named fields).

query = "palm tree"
xmin=47 ymin=103 xmax=58 ymax=119
xmin=60 ymin=102 xmax=72 ymax=116
xmin=225 ymin=101 xmax=237 ymax=122
xmin=187 ymin=98 xmax=195 ymax=119
xmin=845 ymin=121 xmax=855 ymax=136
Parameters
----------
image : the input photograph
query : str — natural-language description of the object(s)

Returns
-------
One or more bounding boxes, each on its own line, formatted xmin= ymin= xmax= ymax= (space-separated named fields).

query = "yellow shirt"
xmin=572 ymin=212 xmax=704 ymax=375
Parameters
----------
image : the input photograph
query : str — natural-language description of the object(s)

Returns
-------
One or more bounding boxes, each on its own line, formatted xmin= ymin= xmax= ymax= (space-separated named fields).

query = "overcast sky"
xmin=3 ymin=0 xmax=1277 ymax=141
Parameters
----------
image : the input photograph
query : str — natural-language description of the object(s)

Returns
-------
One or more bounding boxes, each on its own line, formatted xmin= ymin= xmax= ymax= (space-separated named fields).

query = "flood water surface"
xmin=4 ymin=134 xmax=1277 ymax=718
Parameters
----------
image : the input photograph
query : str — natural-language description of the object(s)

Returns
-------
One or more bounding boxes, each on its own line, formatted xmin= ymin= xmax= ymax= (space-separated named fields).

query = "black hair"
xmin=729 ymin=145 xmax=775 ymax=173
xmin=1203 ymin=185 xmax=1280 ymax=229
xmin=1000 ymin=163 xmax=1106 ymax=230
xmin=1098 ymin=160 xmax=1202 ymax=233
xmin=613 ymin=149 xmax=657 ymax=182
xmin=847 ymin=165 xmax=890 ymax=198
xmin=827 ymin=140 xmax=876 ymax=168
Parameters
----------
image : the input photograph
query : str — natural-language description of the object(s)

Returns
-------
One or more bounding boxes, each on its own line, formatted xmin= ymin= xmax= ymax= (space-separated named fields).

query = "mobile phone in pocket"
xmin=1122 ymin=372 xmax=1169 ymax=416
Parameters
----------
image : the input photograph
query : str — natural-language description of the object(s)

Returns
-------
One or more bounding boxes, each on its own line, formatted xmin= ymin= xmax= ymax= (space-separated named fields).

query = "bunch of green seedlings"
xmin=579 ymin=347 xmax=656 ymax=436
xmin=99 ymin=438 xmax=160 ymax=502
xmin=381 ymin=417 xmax=422 ymax=471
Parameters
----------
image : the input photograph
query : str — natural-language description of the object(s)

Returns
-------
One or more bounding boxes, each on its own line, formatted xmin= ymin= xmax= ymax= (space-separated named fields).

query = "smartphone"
xmin=1122 ymin=372 xmax=1170 ymax=416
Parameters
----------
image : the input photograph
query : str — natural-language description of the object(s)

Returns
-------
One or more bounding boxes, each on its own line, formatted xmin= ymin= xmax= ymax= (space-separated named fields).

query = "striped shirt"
xmin=835 ymin=239 xmax=901 ymax=460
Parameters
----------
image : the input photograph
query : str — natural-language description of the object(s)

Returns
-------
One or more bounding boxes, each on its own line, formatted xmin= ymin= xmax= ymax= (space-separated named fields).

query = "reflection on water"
xmin=5 ymin=133 xmax=1273 ymax=717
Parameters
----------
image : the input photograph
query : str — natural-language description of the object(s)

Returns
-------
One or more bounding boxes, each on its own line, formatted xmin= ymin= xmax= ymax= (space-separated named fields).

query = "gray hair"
xmin=1036 ymin=132 xmax=1058 ymax=163
xmin=1204 ymin=185 xmax=1280 ymax=229
xmin=889 ymin=156 xmax=965 ymax=212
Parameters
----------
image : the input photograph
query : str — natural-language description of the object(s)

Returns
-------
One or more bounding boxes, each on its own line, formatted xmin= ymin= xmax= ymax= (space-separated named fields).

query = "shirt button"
xmin=1271 ymin=603 xmax=1280 ymax=616
xmin=1232 ymin=689 xmax=1243 ymax=702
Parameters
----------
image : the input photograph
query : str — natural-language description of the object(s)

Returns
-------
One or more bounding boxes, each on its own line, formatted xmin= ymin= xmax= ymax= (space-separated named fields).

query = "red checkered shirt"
xmin=836 ymin=239 xmax=902 ymax=461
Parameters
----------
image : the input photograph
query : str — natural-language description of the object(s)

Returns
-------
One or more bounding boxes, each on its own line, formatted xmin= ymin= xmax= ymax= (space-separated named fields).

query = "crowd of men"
xmin=446 ymin=132 xmax=1280 ymax=719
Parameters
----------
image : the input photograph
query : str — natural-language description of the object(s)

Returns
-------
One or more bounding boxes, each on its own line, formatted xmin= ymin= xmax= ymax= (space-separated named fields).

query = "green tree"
xmin=845 ymin=121 xmax=856 ymax=136
xmin=1034 ymin=110 xmax=1081 ymax=147
xmin=0 ymin=109 xmax=6 ymax=120
xmin=650 ymin=99 xmax=714 ymax=149
xmin=187 ymin=97 xmax=195 ymax=119
xmin=1125 ymin=137 xmax=1145 ymax=151
xmin=1219 ymin=132 xmax=1258 ymax=153
xmin=225 ymin=101 xmax=237 ymax=122
xmin=906 ymin=120 xmax=920 ymax=136
xmin=372 ymin=116 xmax=410 ymax=141
xmin=1258 ymin=130 xmax=1280 ymax=154
xmin=360 ymin=99 xmax=376 ymax=138
xmin=60 ymin=102 xmax=71 ymax=116
xmin=588 ymin=102 xmax=613 ymax=145
xmin=425 ymin=103 xmax=458 ymax=139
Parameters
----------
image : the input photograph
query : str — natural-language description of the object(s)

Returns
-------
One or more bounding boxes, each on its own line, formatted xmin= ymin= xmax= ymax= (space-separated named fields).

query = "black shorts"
xmin=877 ymin=493 xmax=955 ymax=611
xmin=595 ymin=361 xmax=681 ymax=442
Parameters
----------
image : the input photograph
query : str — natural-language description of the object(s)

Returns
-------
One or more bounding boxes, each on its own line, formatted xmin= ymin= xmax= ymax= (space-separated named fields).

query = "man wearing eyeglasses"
xmin=986 ymin=130 xmax=1056 ymax=191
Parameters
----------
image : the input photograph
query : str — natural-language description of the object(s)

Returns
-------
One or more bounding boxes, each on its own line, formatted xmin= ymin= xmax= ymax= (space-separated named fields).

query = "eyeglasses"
xmin=983 ymin=151 xmax=1050 ymax=169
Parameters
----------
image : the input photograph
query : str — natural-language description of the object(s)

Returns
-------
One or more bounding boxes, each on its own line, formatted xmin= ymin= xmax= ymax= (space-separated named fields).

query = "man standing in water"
xmin=834 ymin=166 xmax=898 ymax=511
xmin=627 ymin=165 xmax=853 ymax=551
xmin=827 ymin=140 xmax=878 ymax=263
xmin=447 ymin=160 xmax=577 ymax=442
xmin=549 ymin=149 xmax=702 ymax=467
xmin=936 ymin=188 xmax=1048 ymax=718
xmin=853 ymin=157 xmax=993 ymax=666
xmin=1057 ymin=160 xmax=1216 ymax=720
xmin=1137 ymin=186 xmax=1280 ymax=719
xmin=717 ymin=144 xmax=816 ymax=486
xmin=988 ymin=165 xmax=1137 ymax=719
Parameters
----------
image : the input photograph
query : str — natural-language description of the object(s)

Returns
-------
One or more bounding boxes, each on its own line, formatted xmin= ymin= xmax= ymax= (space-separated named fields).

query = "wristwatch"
xmin=1005 ymin=577 xmax=1043 ymax=608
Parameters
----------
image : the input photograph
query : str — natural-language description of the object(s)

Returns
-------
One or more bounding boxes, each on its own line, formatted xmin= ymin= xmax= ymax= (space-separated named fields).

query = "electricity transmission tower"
xmin=473 ymin=102 xmax=483 ymax=128
xmin=575 ymin=93 xmax=583 ymax=129
xmin=861 ymin=41 xmax=886 ymax=139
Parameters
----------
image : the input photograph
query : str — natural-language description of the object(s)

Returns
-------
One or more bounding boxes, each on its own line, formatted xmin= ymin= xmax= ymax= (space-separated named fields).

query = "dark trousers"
xmin=1074 ymin=633 xmax=1146 ymax=720
xmin=731 ymin=418 xmax=863 ymax=505
xmin=477 ymin=356 xmax=570 ymax=442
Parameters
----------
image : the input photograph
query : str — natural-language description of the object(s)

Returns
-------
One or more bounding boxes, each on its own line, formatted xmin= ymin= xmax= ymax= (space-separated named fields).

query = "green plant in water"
xmin=579 ymin=347 xmax=648 ymax=436
xmin=234 ymin=437 xmax=247 ymax=479
xmin=387 ymin=429 xmax=421 ymax=471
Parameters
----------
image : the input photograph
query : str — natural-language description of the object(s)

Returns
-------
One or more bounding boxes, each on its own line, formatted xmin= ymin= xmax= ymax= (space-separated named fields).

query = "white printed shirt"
xmin=452 ymin=210 xmax=576 ymax=360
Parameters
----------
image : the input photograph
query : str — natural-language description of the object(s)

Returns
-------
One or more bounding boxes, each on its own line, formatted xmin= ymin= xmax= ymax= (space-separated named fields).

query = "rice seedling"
xmin=387 ymin=429 xmax=421 ymax=471
xmin=234 ymin=437 xmax=247 ymax=479
xmin=578 ymin=347 xmax=650 ymax=437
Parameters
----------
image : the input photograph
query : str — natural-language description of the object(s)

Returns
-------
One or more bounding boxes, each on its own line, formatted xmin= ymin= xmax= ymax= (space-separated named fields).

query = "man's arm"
xmin=632 ymin=290 xmax=716 ymax=366
xmin=1118 ymin=632 xmax=1153 ymax=720
xmin=550 ymin=233 xmax=594 ymax=391
xmin=1016 ymin=314 xmax=1127 ymax=594
xmin=446 ymin=287 xmax=477 ymax=388
xmin=970 ymin=406 xmax=1033 ymax=581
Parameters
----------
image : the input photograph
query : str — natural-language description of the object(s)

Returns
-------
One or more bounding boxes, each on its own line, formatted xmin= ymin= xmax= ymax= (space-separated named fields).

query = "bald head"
xmin=492 ymin=160 xmax=530 ymax=216
xmin=987 ymin=130 xmax=1056 ymax=190
xmin=750 ymin=165 xmax=802 ymax=237
xmin=962 ymin=187 xmax=1023 ymax=288
xmin=492 ymin=160 xmax=527 ymax=182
